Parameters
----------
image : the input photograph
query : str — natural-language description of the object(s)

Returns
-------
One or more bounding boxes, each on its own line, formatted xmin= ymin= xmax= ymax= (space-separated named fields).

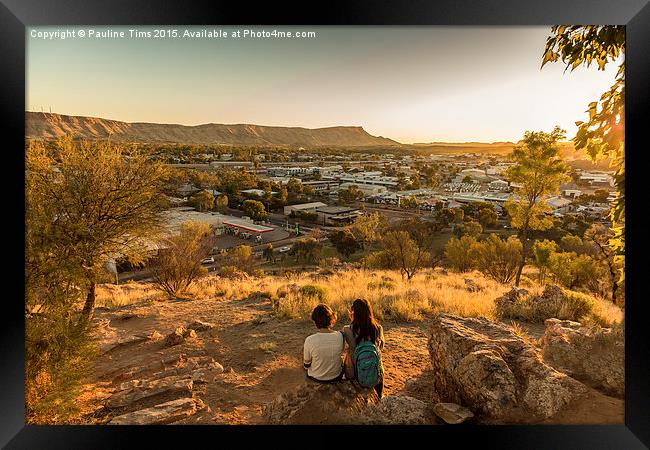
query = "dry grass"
xmin=95 ymin=282 xmax=165 ymax=308
xmin=96 ymin=268 xmax=623 ymax=327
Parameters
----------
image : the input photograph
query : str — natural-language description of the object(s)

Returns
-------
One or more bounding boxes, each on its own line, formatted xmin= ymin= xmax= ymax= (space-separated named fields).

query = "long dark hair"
xmin=351 ymin=298 xmax=380 ymax=344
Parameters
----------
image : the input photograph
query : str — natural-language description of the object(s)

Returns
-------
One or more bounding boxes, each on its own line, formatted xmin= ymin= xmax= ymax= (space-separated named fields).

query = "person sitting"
xmin=303 ymin=303 xmax=345 ymax=383
xmin=341 ymin=298 xmax=385 ymax=398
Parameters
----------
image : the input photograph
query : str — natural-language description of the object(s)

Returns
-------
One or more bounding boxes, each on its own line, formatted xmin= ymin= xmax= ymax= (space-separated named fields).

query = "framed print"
xmin=2 ymin=0 xmax=649 ymax=448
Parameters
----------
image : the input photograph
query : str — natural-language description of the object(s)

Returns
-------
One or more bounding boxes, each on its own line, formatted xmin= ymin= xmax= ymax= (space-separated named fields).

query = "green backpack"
xmin=354 ymin=339 xmax=382 ymax=388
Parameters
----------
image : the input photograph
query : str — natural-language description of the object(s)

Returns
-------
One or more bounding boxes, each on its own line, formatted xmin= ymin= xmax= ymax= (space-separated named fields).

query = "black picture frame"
xmin=2 ymin=0 xmax=649 ymax=448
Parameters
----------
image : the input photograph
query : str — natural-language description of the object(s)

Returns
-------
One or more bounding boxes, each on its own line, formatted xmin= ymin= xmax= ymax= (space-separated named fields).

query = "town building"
xmin=283 ymin=202 xmax=327 ymax=216
xmin=315 ymin=206 xmax=361 ymax=226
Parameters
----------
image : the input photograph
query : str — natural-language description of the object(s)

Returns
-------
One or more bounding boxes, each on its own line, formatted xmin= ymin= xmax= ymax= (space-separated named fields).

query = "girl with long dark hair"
xmin=341 ymin=298 xmax=385 ymax=397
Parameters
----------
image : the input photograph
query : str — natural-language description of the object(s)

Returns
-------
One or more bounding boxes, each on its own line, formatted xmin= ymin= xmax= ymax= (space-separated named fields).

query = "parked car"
xmin=278 ymin=246 xmax=291 ymax=253
xmin=201 ymin=256 xmax=215 ymax=264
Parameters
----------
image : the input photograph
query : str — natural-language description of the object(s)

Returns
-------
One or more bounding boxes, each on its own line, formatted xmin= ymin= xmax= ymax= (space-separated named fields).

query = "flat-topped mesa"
xmin=25 ymin=112 xmax=400 ymax=147
xmin=428 ymin=313 xmax=588 ymax=421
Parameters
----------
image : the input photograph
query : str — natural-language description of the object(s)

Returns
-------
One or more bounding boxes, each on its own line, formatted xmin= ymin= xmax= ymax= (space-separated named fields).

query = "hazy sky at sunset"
xmin=27 ymin=26 xmax=621 ymax=143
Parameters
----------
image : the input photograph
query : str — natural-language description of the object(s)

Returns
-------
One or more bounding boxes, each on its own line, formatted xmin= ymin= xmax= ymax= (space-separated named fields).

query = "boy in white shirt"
xmin=303 ymin=304 xmax=344 ymax=382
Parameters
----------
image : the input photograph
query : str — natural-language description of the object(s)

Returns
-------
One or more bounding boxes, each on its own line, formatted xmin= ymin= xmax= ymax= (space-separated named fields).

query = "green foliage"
xmin=263 ymin=243 xmax=275 ymax=262
xmin=291 ymin=238 xmax=323 ymax=264
xmin=542 ymin=25 xmax=625 ymax=282
xmin=299 ymin=284 xmax=328 ymax=301
xmin=504 ymin=126 xmax=570 ymax=285
xmin=215 ymin=194 xmax=229 ymax=210
xmin=381 ymin=218 xmax=439 ymax=280
xmin=473 ymin=235 xmax=523 ymax=284
xmin=188 ymin=189 xmax=215 ymax=211
xmin=495 ymin=287 xmax=595 ymax=323
xmin=150 ymin=221 xmax=216 ymax=297
xmin=454 ymin=220 xmax=483 ymax=238
xmin=444 ymin=236 xmax=478 ymax=273
xmin=25 ymin=314 xmax=96 ymax=424
xmin=352 ymin=212 xmax=384 ymax=249
xmin=532 ymin=239 xmax=559 ymax=284
xmin=227 ymin=245 xmax=254 ymax=272
xmin=329 ymin=229 xmax=360 ymax=257
xmin=400 ymin=195 xmax=419 ymax=209
xmin=242 ymin=199 xmax=267 ymax=221
xmin=338 ymin=185 xmax=364 ymax=205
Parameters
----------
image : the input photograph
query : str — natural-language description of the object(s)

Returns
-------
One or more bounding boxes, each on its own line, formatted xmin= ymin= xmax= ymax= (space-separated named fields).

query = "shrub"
xmin=298 ymin=284 xmax=328 ymax=301
xmin=444 ymin=236 xmax=478 ymax=272
xmin=367 ymin=280 xmax=395 ymax=291
xmin=473 ymin=234 xmax=522 ymax=284
xmin=495 ymin=285 xmax=595 ymax=323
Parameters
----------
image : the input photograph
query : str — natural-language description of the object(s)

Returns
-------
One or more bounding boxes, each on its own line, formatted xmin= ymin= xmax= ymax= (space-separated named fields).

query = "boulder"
xmin=495 ymin=287 xmax=529 ymax=304
xmin=187 ymin=320 xmax=215 ymax=332
xmin=428 ymin=313 xmax=587 ymax=420
xmin=164 ymin=326 xmax=197 ymax=347
xmin=433 ymin=402 xmax=474 ymax=424
xmin=108 ymin=397 xmax=202 ymax=425
xmin=369 ymin=395 xmax=436 ymax=424
xmin=108 ymin=375 xmax=194 ymax=408
xmin=262 ymin=380 xmax=380 ymax=424
xmin=541 ymin=318 xmax=624 ymax=398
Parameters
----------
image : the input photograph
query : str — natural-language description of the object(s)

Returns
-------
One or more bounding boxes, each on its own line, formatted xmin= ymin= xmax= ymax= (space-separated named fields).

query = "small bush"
xmin=495 ymin=286 xmax=595 ymax=323
xmin=367 ymin=280 xmax=395 ymax=291
xmin=298 ymin=284 xmax=328 ymax=301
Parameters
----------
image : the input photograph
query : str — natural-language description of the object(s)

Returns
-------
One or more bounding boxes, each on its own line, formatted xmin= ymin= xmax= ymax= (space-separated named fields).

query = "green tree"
xmin=329 ymin=229 xmax=361 ymax=257
xmin=542 ymin=25 xmax=625 ymax=282
xmin=444 ymin=236 xmax=478 ymax=273
xmin=400 ymin=195 xmax=419 ymax=210
xmin=478 ymin=208 xmax=499 ymax=229
xmin=352 ymin=212 xmax=384 ymax=250
xmin=215 ymin=194 xmax=229 ymax=212
xmin=504 ymin=127 xmax=570 ymax=286
xmin=188 ymin=189 xmax=215 ymax=211
xmin=338 ymin=185 xmax=364 ymax=206
xmin=473 ymin=234 xmax=523 ymax=284
xmin=584 ymin=224 xmax=621 ymax=304
xmin=454 ymin=220 xmax=483 ymax=239
xmin=263 ymin=243 xmax=275 ymax=263
xmin=286 ymin=177 xmax=304 ymax=194
xmin=532 ymin=239 xmax=559 ymax=284
xmin=228 ymin=245 xmax=254 ymax=272
xmin=382 ymin=218 xmax=438 ymax=280
xmin=242 ymin=199 xmax=267 ymax=221
xmin=291 ymin=238 xmax=323 ymax=263
xmin=150 ymin=221 xmax=216 ymax=297
xmin=26 ymin=138 xmax=169 ymax=321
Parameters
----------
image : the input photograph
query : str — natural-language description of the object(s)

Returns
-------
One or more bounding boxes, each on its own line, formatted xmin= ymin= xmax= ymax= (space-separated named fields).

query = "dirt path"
xmin=83 ymin=293 xmax=434 ymax=424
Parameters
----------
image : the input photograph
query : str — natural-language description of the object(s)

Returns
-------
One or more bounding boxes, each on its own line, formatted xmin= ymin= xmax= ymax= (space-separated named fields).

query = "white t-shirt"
xmin=303 ymin=331 xmax=344 ymax=381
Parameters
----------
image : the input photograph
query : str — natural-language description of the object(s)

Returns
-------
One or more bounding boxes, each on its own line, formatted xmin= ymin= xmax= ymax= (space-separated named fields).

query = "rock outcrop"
xmin=109 ymin=398 xmax=204 ymax=425
xmin=368 ymin=395 xmax=436 ymax=424
xmin=164 ymin=326 xmax=197 ymax=347
xmin=541 ymin=318 xmax=624 ymax=398
xmin=428 ymin=313 xmax=588 ymax=420
xmin=433 ymin=402 xmax=475 ymax=424
xmin=263 ymin=380 xmax=380 ymax=424
xmin=262 ymin=380 xmax=438 ymax=425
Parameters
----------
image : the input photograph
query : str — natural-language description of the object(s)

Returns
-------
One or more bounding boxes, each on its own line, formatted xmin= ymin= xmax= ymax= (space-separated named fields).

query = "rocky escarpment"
xmin=26 ymin=112 xmax=400 ymax=147
xmin=428 ymin=313 xmax=588 ymax=421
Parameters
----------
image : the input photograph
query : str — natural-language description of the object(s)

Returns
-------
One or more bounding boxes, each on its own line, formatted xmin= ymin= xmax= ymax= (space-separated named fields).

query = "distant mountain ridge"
xmin=26 ymin=112 xmax=400 ymax=147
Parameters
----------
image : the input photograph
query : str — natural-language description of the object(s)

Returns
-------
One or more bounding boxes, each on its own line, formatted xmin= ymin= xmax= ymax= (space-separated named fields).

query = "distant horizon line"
xmin=26 ymin=110 xmax=535 ymax=145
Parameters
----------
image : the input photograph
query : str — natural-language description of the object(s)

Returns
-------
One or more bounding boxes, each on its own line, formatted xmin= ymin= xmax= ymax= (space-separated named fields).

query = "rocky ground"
xmin=77 ymin=290 xmax=624 ymax=425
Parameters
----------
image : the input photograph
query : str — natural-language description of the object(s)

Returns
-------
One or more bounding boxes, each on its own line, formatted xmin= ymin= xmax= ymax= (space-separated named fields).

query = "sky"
xmin=26 ymin=26 xmax=622 ymax=144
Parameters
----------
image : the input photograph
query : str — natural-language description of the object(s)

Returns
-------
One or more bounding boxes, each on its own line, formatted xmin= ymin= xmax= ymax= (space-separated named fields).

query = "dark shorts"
xmin=306 ymin=370 xmax=344 ymax=383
